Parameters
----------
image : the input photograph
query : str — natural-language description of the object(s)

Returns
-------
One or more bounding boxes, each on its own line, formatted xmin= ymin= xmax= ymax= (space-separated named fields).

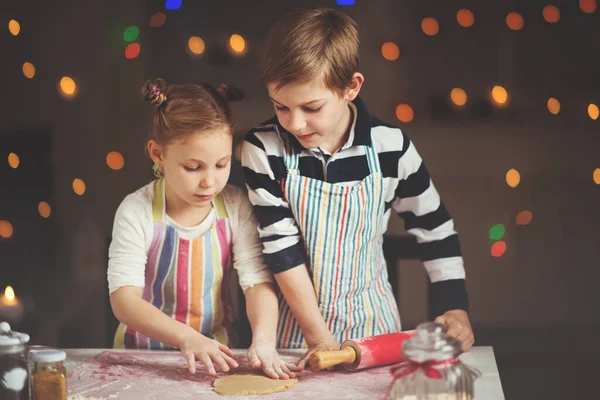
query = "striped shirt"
xmin=241 ymin=97 xmax=468 ymax=315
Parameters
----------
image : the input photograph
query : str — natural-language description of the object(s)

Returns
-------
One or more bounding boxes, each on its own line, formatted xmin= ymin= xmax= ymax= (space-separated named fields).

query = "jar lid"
xmin=31 ymin=349 xmax=67 ymax=363
xmin=402 ymin=322 xmax=462 ymax=361
xmin=0 ymin=321 xmax=30 ymax=347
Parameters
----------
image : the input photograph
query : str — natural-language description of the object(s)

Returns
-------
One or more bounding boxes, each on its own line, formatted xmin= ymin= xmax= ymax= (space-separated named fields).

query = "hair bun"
xmin=142 ymin=78 xmax=168 ymax=108
xmin=218 ymin=84 xmax=244 ymax=103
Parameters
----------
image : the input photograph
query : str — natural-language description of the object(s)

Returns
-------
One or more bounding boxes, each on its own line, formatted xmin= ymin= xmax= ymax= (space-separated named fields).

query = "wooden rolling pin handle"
xmin=309 ymin=346 xmax=357 ymax=371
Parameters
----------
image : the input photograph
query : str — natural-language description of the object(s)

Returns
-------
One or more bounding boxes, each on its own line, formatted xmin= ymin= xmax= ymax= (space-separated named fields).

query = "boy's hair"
xmin=141 ymin=78 xmax=244 ymax=145
xmin=261 ymin=8 xmax=359 ymax=94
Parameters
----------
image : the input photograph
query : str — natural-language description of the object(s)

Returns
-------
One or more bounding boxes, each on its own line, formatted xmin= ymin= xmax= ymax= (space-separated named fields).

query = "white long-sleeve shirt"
xmin=107 ymin=182 xmax=273 ymax=294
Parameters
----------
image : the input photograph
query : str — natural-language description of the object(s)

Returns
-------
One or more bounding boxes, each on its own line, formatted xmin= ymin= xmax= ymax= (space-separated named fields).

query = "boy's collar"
xmin=274 ymin=96 xmax=373 ymax=153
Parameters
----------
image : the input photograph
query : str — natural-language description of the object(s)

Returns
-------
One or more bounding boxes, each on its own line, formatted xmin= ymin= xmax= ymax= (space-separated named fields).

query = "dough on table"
xmin=213 ymin=374 xmax=298 ymax=396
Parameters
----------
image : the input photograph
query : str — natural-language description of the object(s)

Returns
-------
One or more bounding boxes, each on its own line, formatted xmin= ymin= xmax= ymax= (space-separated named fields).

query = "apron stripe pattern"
xmin=276 ymin=132 xmax=402 ymax=348
xmin=114 ymin=179 xmax=233 ymax=349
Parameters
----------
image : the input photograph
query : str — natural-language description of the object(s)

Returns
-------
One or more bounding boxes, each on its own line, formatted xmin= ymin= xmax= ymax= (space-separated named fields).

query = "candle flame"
xmin=4 ymin=286 xmax=15 ymax=301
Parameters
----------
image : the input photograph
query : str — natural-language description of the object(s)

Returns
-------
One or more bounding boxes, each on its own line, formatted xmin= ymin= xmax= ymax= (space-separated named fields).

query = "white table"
xmin=64 ymin=347 xmax=504 ymax=399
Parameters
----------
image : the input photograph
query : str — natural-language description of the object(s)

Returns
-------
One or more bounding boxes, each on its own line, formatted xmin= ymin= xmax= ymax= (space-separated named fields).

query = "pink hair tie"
xmin=149 ymin=87 xmax=161 ymax=95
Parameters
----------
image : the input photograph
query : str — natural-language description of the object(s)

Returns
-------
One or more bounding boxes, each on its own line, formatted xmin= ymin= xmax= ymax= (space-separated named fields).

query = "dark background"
xmin=1 ymin=1 xmax=599 ymax=398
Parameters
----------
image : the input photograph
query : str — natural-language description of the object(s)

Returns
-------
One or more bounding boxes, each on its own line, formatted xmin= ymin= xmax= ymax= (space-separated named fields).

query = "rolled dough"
xmin=213 ymin=374 xmax=298 ymax=396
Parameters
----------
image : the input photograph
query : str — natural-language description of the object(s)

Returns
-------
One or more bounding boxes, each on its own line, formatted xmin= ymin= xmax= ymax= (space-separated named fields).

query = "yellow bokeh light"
xmin=588 ymin=103 xmax=599 ymax=120
xmin=396 ymin=104 xmax=414 ymax=123
xmin=188 ymin=36 xmax=205 ymax=55
xmin=106 ymin=151 xmax=125 ymax=170
xmin=38 ymin=202 xmax=51 ymax=218
xmin=73 ymin=178 xmax=86 ymax=195
xmin=547 ymin=98 xmax=560 ymax=115
xmin=491 ymin=86 xmax=508 ymax=106
xmin=59 ymin=76 xmax=77 ymax=98
xmin=381 ymin=42 xmax=400 ymax=61
xmin=421 ymin=17 xmax=439 ymax=36
xmin=580 ymin=0 xmax=597 ymax=14
xmin=8 ymin=152 xmax=20 ymax=169
xmin=506 ymin=12 xmax=524 ymax=31
xmin=457 ymin=9 xmax=475 ymax=28
xmin=450 ymin=88 xmax=467 ymax=106
xmin=593 ymin=168 xmax=600 ymax=184
xmin=0 ymin=220 xmax=14 ymax=239
xmin=229 ymin=34 xmax=246 ymax=53
xmin=9 ymin=20 xmax=20 ymax=36
xmin=506 ymin=168 xmax=521 ymax=188
xmin=22 ymin=62 xmax=35 ymax=79
xmin=543 ymin=5 xmax=560 ymax=23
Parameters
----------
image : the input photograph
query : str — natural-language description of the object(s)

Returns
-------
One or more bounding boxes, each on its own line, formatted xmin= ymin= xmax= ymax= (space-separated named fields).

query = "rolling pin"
xmin=309 ymin=331 xmax=417 ymax=371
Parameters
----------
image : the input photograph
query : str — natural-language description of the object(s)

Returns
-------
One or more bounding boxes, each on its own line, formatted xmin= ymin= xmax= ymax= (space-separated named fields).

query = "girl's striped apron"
xmin=113 ymin=178 xmax=234 ymax=349
xmin=277 ymin=134 xmax=402 ymax=348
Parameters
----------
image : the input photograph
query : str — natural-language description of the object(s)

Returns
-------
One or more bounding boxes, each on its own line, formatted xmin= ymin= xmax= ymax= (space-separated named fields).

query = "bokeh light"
xmin=506 ymin=168 xmax=521 ymax=188
xmin=165 ymin=0 xmax=182 ymax=10
xmin=491 ymin=241 xmax=507 ymax=258
xmin=547 ymin=98 xmax=560 ymax=114
xmin=516 ymin=210 xmax=533 ymax=226
xmin=22 ymin=62 xmax=35 ymax=79
xmin=593 ymin=168 xmax=600 ymax=184
xmin=106 ymin=151 xmax=125 ymax=170
xmin=506 ymin=12 xmax=524 ymax=31
xmin=125 ymin=43 xmax=141 ymax=59
xmin=381 ymin=42 xmax=400 ymax=61
xmin=188 ymin=36 xmax=205 ymax=55
xmin=123 ymin=26 xmax=140 ymax=42
xmin=73 ymin=179 xmax=86 ymax=196
xmin=580 ymin=0 xmax=597 ymax=13
xmin=336 ymin=0 xmax=355 ymax=5
xmin=59 ymin=76 xmax=77 ymax=98
xmin=8 ymin=20 xmax=20 ymax=36
xmin=543 ymin=5 xmax=560 ymax=23
xmin=38 ymin=202 xmax=51 ymax=218
xmin=491 ymin=85 xmax=508 ymax=106
xmin=0 ymin=221 xmax=14 ymax=239
xmin=450 ymin=88 xmax=467 ymax=106
xmin=8 ymin=152 xmax=20 ymax=169
xmin=456 ymin=9 xmax=475 ymax=28
xmin=588 ymin=104 xmax=599 ymax=120
xmin=489 ymin=224 xmax=506 ymax=240
xmin=396 ymin=104 xmax=414 ymax=123
xmin=150 ymin=13 xmax=167 ymax=27
xmin=421 ymin=17 xmax=439 ymax=36
xmin=229 ymin=34 xmax=246 ymax=53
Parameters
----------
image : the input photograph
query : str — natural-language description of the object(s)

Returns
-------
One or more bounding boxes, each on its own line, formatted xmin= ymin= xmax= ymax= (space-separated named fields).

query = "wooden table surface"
xmin=64 ymin=347 xmax=504 ymax=399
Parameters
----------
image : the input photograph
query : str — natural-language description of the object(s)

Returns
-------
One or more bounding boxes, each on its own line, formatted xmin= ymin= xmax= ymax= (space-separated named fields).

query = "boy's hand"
xmin=297 ymin=334 xmax=341 ymax=371
xmin=434 ymin=309 xmax=475 ymax=352
xmin=247 ymin=341 xmax=301 ymax=380
xmin=179 ymin=332 xmax=239 ymax=375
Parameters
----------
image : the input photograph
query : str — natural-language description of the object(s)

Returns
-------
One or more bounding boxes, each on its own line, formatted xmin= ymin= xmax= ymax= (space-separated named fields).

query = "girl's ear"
xmin=344 ymin=72 xmax=365 ymax=102
xmin=147 ymin=140 xmax=165 ymax=166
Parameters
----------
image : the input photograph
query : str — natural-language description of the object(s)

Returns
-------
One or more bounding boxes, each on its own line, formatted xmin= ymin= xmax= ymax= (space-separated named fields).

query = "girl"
xmin=108 ymin=79 xmax=297 ymax=380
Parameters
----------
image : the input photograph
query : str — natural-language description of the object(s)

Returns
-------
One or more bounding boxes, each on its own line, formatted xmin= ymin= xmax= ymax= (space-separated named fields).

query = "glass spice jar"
xmin=388 ymin=322 xmax=481 ymax=400
xmin=31 ymin=349 xmax=67 ymax=400
xmin=0 ymin=321 xmax=30 ymax=400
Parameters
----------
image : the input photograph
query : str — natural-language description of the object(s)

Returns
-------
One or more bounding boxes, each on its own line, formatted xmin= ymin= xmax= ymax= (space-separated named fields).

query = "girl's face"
xmin=149 ymin=128 xmax=232 ymax=215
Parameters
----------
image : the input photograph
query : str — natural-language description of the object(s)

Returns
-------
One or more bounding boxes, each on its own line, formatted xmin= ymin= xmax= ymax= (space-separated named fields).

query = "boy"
xmin=241 ymin=8 xmax=474 ymax=369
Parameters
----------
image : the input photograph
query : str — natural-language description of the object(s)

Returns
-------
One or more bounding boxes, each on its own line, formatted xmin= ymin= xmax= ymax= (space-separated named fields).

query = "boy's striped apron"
xmin=277 ymin=134 xmax=402 ymax=348
xmin=113 ymin=178 xmax=233 ymax=349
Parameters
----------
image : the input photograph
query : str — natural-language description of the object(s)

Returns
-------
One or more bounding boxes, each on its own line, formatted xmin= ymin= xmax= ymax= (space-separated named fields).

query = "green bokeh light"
xmin=124 ymin=26 xmax=140 ymax=42
xmin=489 ymin=224 xmax=505 ymax=240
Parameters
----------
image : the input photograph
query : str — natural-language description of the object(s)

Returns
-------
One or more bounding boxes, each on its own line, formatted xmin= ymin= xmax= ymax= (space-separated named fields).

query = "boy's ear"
xmin=147 ymin=140 xmax=165 ymax=165
xmin=344 ymin=72 xmax=364 ymax=102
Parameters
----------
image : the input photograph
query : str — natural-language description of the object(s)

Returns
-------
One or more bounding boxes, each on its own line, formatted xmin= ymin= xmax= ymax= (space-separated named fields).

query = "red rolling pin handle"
xmin=341 ymin=330 xmax=417 ymax=370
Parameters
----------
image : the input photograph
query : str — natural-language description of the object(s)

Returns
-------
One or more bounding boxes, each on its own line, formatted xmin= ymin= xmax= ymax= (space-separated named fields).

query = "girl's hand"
xmin=434 ymin=309 xmax=475 ymax=352
xmin=247 ymin=341 xmax=301 ymax=379
xmin=178 ymin=332 xmax=239 ymax=375
xmin=297 ymin=334 xmax=341 ymax=371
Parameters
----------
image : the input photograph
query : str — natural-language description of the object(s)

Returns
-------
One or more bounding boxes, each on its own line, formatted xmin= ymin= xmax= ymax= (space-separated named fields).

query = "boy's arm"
xmin=390 ymin=133 xmax=469 ymax=316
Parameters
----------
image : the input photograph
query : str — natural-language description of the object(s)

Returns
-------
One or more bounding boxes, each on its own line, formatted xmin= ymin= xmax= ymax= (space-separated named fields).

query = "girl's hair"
xmin=141 ymin=78 xmax=244 ymax=145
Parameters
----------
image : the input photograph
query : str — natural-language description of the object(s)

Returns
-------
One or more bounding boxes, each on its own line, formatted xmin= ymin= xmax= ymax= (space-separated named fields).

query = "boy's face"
xmin=267 ymin=76 xmax=361 ymax=153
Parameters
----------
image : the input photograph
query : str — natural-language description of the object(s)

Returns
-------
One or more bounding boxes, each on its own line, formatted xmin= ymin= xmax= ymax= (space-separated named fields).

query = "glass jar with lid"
xmin=31 ymin=349 xmax=67 ymax=400
xmin=0 ymin=321 xmax=30 ymax=400
xmin=389 ymin=322 xmax=481 ymax=400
